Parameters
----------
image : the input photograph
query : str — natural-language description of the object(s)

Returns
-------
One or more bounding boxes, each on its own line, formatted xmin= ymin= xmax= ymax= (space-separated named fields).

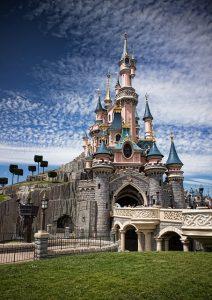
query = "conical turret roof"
xmin=121 ymin=33 xmax=128 ymax=59
xmin=95 ymin=95 xmax=104 ymax=113
xmin=147 ymin=142 xmax=163 ymax=158
xmin=143 ymin=100 xmax=153 ymax=120
xmin=96 ymin=140 xmax=111 ymax=155
xmin=166 ymin=136 xmax=183 ymax=166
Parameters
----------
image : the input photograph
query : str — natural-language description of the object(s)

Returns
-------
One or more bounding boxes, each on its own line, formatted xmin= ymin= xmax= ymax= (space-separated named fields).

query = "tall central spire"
xmin=122 ymin=32 xmax=128 ymax=59
xmin=104 ymin=73 xmax=112 ymax=109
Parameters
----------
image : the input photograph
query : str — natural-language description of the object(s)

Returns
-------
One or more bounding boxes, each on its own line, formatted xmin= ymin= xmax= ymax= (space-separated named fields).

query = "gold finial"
xmin=105 ymin=73 xmax=111 ymax=101
xmin=145 ymin=93 xmax=149 ymax=102
xmin=170 ymin=132 xmax=174 ymax=142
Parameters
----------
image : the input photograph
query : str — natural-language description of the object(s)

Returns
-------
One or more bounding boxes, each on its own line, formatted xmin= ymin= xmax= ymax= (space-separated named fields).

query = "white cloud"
xmin=0 ymin=144 xmax=82 ymax=165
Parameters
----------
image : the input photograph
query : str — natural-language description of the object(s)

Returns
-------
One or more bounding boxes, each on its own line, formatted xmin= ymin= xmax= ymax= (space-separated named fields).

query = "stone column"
xmin=156 ymin=238 xmax=163 ymax=251
xmin=34 ymin=230 xmax=49 ymax=259
xmin=143 ymin=230 xmax=152 ymax=251
xmin=181 ymin=239 xmax=189 ymax=252
xmin=164 ymin=238 xmax=169 ymax=251
xmin=136 ymin=230 xmax=144 ymax=252
xmin=120 ymin=230 xmax=125 ymax=252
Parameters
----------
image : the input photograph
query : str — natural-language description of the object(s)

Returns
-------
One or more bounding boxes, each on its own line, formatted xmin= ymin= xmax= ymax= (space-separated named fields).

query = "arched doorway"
xmin=115 ymin=185 xmax=144 ymax=207
xmin=125 ymin=226 xmax=138 ymax=251
xmin=56 ymin=215 xmax=73 ymax=232
xmin=162 ymin=232 xmax=183 ymax=251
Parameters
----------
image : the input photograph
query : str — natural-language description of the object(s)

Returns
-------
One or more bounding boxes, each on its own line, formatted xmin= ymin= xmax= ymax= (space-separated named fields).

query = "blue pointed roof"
xmin=166 ymin=140 xmax=183 ymax=166
xmin=147 ymin=142 xmax=163 ymax=157
xmin=110 ymin=112 xmax=122 ymax=131
xmin=143 ymin=101 xmax=153 ymax=120
xmin=95 ymin=140 xmax=111 ymax=155
xmin=95 ymin=96 xmax=104 ymax=113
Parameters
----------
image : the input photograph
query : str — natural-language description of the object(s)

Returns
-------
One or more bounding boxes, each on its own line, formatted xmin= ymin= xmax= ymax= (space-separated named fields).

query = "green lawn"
xmin=0 ymin=252 xmax=211 ymax=300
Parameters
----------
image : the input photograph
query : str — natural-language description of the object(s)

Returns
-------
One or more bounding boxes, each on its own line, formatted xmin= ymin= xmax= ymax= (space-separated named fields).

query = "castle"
xmin=0 ymin=34 xmax=211 ymax=252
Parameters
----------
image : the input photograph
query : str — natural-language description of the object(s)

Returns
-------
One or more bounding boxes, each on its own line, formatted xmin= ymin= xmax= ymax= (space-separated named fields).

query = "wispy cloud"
xmin=0 ymin=0 xmax=211 ymax=188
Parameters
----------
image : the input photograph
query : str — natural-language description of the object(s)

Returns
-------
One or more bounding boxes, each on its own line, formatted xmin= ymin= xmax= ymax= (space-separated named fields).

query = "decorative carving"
xmin=113 ymin=208 xmax=158 ymax=219
xmin=183 ymin=213 xmax=212 ymax=227
xmin=163 ymin=210 xmax=182 ymax=221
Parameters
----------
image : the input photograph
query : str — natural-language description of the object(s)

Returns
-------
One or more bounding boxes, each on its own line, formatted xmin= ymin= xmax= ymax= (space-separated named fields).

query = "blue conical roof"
xmin=147 ymin=142 xmax=163 ymax=157
xmin=166 ymin=140 xmax=183 ymax=166
xmin=96 ymin=140 xmax=111 ymax=155
xmin=95 ymin=96 xmax=104 ymax=113
xmin=110 ymin=112 xmax=122 ymax=131
xmin=143 ymin=101 xmax=153 ymax=120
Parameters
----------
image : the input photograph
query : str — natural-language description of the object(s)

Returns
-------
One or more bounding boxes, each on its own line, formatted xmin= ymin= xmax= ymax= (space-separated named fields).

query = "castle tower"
xmin=116 ymin=33 xmax=138 ymax=141
xmin=95 ymin=91 xmax=105 ymax=122
xmin=166 ymin=133 xmax=185 ymax=208
xmin=144 ymin=142 xmax=166 ymax=206
xmin=92 ymin=140 xmax=114 ymax=236
xmin=143 ymin=94 xmax=154 ymax=140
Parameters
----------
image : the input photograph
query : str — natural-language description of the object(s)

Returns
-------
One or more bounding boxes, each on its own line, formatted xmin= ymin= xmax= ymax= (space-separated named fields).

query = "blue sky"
xmin=0 ymin=0 xmax=211 ymax=193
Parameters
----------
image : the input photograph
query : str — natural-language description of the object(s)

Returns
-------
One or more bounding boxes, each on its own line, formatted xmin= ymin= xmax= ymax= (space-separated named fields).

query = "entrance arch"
xmin=114 ymin=184 xmax=145 ymax=207
xmin=56 ymin=215 xmax=73 ymax=232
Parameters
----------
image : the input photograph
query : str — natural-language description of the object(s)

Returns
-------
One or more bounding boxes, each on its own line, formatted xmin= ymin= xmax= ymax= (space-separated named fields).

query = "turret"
xmin=95 ymin=90 xmax=105 ymax=122
xmin=92 ymin=140 xmax=114 ymax=236
xmin=143 ymin=94 xmax=154 ymax=140
xmin=144 ymin=142 xmax=166 ymax=206
xmin=166 ymin=133 xmax=185 ymax=208
xmin=119 ymin=33 xmax=136 ymax=87
xmin=109 ymin=105 xmax=122 ymax=144
xmin=116 ymin=33 xmax=138 ymax=142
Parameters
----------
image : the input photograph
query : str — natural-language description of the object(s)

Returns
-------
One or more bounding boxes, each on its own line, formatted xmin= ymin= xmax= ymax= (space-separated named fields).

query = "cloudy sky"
xmin=0 ymin=0 xmax=211 ymax=193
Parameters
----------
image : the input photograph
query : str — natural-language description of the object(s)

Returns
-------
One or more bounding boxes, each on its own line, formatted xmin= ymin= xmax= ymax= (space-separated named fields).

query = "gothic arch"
xmin=157 ymin=226 xmax=183 ymax=239
xmin=112 ymin=182 xmax=148 ymax=207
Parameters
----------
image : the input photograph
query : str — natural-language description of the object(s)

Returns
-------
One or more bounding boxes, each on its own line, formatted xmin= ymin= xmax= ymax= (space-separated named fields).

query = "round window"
xmin=123 ymin=143 xmax=132 ymax=158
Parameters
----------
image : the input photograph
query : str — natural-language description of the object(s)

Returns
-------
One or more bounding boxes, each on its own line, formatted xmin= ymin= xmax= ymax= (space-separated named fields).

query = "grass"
xmin=0 ymin=252 xmax=211 ymax=300
xmin=0 ymin=194 xmax=8 ymax=202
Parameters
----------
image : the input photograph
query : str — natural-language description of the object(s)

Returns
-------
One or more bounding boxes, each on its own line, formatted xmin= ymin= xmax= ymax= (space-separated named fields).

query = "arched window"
xmin=116 ymin=134 xmax=121 ymax=142
xmin=123 ymin=143 xmax=132 ymax=158
xmin=98 ymin=183 xmax=101 ymax=189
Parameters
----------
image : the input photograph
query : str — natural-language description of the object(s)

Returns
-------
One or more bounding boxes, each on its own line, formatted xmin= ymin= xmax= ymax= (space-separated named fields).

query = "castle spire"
xmin=143 ymin=94 xmax=153 ymax=120
xmin=166 ymin=133 xmax=183 ymax=166
xmin=95 ymin=89 xmax=104 ymax=113
xmin=143 ymin=94 xmax=154 ymax=140
xmin=121 ymin=32 xmax=128 ymax=59
xmin=104 ymin=73 xmax=112 ymax=109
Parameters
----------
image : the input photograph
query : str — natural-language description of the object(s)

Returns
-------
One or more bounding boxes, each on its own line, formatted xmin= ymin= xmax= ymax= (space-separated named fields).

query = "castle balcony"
xmin=113 ymin=207 xmax=160 ymax=230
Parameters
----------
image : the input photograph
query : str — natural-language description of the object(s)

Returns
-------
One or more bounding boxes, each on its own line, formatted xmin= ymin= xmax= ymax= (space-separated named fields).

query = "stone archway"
xmin=56 ymin=215 xmax=73 ymax=233
xmin=157 ymin=227 xmax=183 ymax=251
xmin=113 ymin=184 xmax=145 ymax=207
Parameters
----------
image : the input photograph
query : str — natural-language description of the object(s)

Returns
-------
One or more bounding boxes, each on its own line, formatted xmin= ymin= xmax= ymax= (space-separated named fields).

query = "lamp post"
xmin=19 ymin=193 xmax=39 ymax=243
xmin=41 ymin=194 xmax=49 ymax=231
